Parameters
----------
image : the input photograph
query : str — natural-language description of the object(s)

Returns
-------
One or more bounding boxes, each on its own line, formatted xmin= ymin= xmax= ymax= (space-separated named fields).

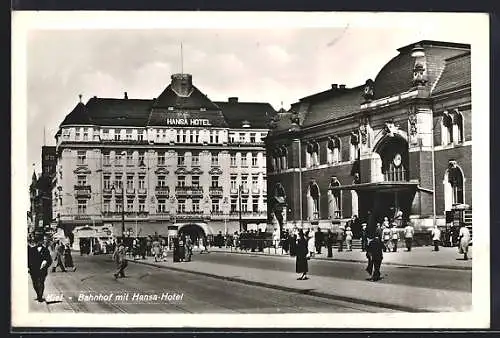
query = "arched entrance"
xmin=178 ymin=224 xmax=206 ymax=244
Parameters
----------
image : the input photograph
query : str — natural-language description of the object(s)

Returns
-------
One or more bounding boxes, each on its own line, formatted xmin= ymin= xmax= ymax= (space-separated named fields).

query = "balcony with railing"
xmin=175 ymin=186 xmax=203 ymax=196
xmin=155 ymin=186 xmax=170 ymax=197
xmin=209 ymin=186 xmax=223 ymax=196
xmin=210 ymin=210 xmax=227 ymax=220
xmin=101 ymin=211 xmax=144 ymax=219
xmin=229 ymin=211 xmax=267 ymax=219
xmin=173 ymin=210 xmax=208 ymax=220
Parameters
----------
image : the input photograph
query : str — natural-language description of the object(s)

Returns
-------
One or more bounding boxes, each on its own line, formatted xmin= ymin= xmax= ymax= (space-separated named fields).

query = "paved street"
xmin=29 ymin=254 xmax=401 ymax=314
xmin=193 ymin=250 xmax=471 ymax=292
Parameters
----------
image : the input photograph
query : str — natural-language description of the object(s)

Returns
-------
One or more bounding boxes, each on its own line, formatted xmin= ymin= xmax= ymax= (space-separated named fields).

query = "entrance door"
xmin=178 ymin=224 xmax=206 ymax=245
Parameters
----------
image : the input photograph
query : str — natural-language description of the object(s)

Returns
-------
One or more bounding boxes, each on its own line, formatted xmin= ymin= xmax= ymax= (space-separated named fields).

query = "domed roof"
xmin=373 ymin=41 xmax=470 ymax=99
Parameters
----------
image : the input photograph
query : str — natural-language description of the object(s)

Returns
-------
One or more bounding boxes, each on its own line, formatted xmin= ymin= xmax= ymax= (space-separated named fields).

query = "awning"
xmin=329 ymin=181 xmax=419 ymax=193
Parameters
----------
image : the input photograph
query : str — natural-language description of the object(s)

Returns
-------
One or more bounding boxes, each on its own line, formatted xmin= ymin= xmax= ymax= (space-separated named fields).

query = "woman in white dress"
xmin=307 ymin=230 xmax=315 ymax=258
xmin=458 ymin=224 xmax=471 ymax=260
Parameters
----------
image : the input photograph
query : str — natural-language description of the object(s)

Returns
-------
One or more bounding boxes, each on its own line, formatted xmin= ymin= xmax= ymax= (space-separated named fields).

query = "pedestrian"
xmin=152 ymin=239 xmax=161 ymax=262
xmin=390 ymin=226 xmax=399 ymax=252
xmin=112 ymin=245 xmax=128 ymax=279
xmin=178 ymin=235 xmax=186 ymax=262
xmin=51 ymin=240 xmax=66 ymax=272
xmin=289 ymin=232 xmax=297 ymax=256
xmin=28 ymin=235 xmax=53 ymax=302
xmin=458 ymin=223 xmax=471 ymax=260
xmin=295 ymin=230 xmax=309 ymax=280
xmin=431 ymin=225 xmax=441 ymax=252
xmin=345 ymin=226 xmax=353 ymax=251
xmin=336 ymin=226 xmax=344 ymax=252
xmin=273 ymin=228 xmax=280 ymax=249
xmin=382 ymin=219 xmax=391 ymax=252
xmin=307 ymin=230 xmax=315 ymax=258
xmin=282 ymin=230 xmax=290 ymax=254
xmin=185 ymin=236 xmax=193 ymax=262
xmin=366 ymin=235 xmax=384 ymax=281
xmin=404 ymin=222 xmax=415 ymax=251
xmin=315 ymin=227 xmax=323 ymax=254
xmin=234 ymin=231 xmax=240 ymax=249
xmin=361 ymin=224 xmax=368 ymax=252
xmin=326 ymin=229 xmax=334 ymax=258
xmin=63 ymin=243 xmax=76 ymax=271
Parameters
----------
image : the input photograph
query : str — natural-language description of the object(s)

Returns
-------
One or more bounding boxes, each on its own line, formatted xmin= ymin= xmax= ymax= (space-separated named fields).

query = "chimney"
xmin=339 ymin=84 xmax=346 ymax=89
xmin=124 ymin=92 xmax=128 ymax=99
xmin=171 ymin=73 xmax=193 ymax=96
xmin=228 ymin=97 xmax=238 ymax=103
xmin=331 ymin=84 xmax=338 ymax=89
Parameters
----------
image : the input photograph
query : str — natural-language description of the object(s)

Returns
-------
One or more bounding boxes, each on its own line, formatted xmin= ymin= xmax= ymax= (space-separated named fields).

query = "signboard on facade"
xmin=165 ymin=118 xmax=211 ymax=126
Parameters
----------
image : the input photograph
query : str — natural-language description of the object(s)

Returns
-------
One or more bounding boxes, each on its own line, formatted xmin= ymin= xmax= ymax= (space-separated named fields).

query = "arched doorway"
xmin=375 ymin=135 xmax=409 ymax=182
xmin=178 ymin=224 xmax=206 ymax=245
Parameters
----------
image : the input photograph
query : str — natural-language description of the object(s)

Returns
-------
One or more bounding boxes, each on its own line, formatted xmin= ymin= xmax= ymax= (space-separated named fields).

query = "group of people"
xmin=28 ymin=235 xmax=76 ymax=302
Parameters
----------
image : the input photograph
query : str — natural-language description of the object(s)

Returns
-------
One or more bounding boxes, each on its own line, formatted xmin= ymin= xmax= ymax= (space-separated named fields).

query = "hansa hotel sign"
xmin=165 ymin=118 xmax=211 ymax=126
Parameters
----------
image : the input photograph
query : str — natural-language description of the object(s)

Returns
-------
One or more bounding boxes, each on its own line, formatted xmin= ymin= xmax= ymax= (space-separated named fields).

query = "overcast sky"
xmin=21 ymin=12 xmax=482 ymax=189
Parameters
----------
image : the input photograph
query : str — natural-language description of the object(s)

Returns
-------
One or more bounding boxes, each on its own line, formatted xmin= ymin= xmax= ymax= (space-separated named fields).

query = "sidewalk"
xmin=206 ymin=245 xmax=472 ymax=270
xmin=133 ymin=257 xmax=471 ymax=313
xmin=28 ymin=273 xmax=75 ymax=313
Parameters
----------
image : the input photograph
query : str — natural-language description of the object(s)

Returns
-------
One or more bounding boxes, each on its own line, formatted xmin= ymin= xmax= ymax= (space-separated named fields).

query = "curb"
xmin=209 ymin=250 xmax=472 ymax=271
xmin=131 ymin=259 xmax=431 ymax=313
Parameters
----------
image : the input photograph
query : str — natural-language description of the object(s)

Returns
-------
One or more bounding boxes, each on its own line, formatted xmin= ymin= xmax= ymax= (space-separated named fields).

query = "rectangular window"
xmin=239 ymin=133 xmax=245 ymax=142
xmin=241 ymin=199 xmax=248 ymax=212
xmin=241 ymin=175 xmax=248 ymax=190
xmin=178 ymin=154 xmax=185 ymax=166
xmin=194 ymin=131 xmax=200 ymax=143
xmin=157 ymin=175 xmax=166 ymax=187
xmin=251 ymin=154 xmax=258 ymax=167
xmin=192 ymin=199 xmax=200 ymax=212
xmin=211 ymin=176 xmax=219 ymax=188
xmin=182 ymin=132 xmax=186 ymax=143
xmin=103 ymin=175 xmax=111 ymax=189
xmin=253 ymin=200 xmax=259 ymax=212
xmin=77 ymin=200 xmax=87 ymax=214
xmin=178 ymin=199 xmax=186 ymax=213
xmin=75 ymin=129 xmax=81 ymax=140
xmin=192 ymin=154 xmax=199 ymax=166
xmin=138 ymin=131 xmax=144 ymax=141
xmin=83 ymin=128 xmax=88 ymax=141
xmin=127 ymin=175 xmax=134 ymax=190
xmin=103 ymin=199 xmax=111 ymax=213
xmin=77 ymin=151 xmax=86 ymax=165
xmin=178 ymin=176 xmax=186 ymax=187
xmin=230 ymin=154 xmax=237 ymax=167
xmin=189 ymin=132 xmax=194 ymax=143
xmin=115 ymin=153 xmax=122 ymax=166
xmin=157 ymin=199 xmax=166 ymax=213
xmin=126 ymin=129 xmax=132 ymax=140
xmin=230 ymin=175 xmax=237 ymax=190
xmin=192 ymin=176 xmax=200 ymax=187
xmin=250 ymin=133 xmax=256 ymax=143
xmin=231 ymin=199 xmax=237 ymax=212
xmin=252 ymin=175 xmax=258 ymax=188
xmin=211 ymin=153 xmax=219 ymax=166
xmin=115 ymin=174 xmax=123 ymax=189
xmin=158 ymin=153 xmax=165 ymax=166
xmin=77 ymin=175 xmax=86 ymax=186
xmin=126 ymin=153 xmax=134 ymax=166
xmin=139 ymin=199 xmax=145 ymax=212
xmin=115 ymin=200 xmax=123 ymax=213
xmin=62 ymin=129 xmax=70 ymax=139
xmin=176 ymin=130 xmax=181 ymax=143
xmin=114 ymin=130 xmax=121 ymax=141
xmin=229 ymin=133 xmax=236 ymax=143
xmin=103 ymin=153 xmax=110 ymax=165
xmin=241 ymin=154 xmax=248 ymax=167
xmin=138 ymin=176 xmax=145 ymax=189
xmin=212 ymin=200 xmax=220 ymax=213
xmin=127 ymin=199 xmax=134 ymax=212
xmin=138 ymin=153 xmax=144 ymax=166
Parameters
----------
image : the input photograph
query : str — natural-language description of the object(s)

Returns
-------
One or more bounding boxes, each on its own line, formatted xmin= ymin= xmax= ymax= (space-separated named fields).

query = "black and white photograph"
xmin=12 ymin=11 xmax=490 ymax=328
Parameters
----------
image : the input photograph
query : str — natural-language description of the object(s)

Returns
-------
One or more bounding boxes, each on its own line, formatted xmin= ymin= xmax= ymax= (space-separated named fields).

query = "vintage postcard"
xmin=11 ymin=11 xmax=490 ymax=329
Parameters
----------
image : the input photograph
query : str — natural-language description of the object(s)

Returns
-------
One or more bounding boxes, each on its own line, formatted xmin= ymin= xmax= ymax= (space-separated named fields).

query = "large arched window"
xmin=305 ymin=142 xmax=313 ymax=168
xmin=376 ymin=136 xmax=409 ymax=182
xmin=453 ymin=111 xmax=464 ymax=144
xmin=280 ymin=146 xmax=288 ymax=170
xmin=441 ymin=110 xmax=464 ymax=145
xmin=307 ymin=181 xmax=320 ymax=221
xmin=328 ymin=177 xmax=341 ymax=219
xmin=444 ymin=160 xmax=465 ymax=211
xmin=441 ymin=112 xmax=453 ymax=145
xmin=350 ymin=132 xmax=360 ymax=161
xmin=312 ymin=142 xmax=320 ymax=166
xmin=327 ymin=137 xmax=340 ymax=164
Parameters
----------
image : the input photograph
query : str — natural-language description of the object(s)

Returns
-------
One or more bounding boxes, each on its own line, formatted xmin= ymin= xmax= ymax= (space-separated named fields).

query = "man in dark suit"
xmin=366 ymin=235 xmax=384 ymax=281
xmin=315 ymin=228 xmax=324 ymax=254
xmin=28 ymin=235 xmax=53 ymax=302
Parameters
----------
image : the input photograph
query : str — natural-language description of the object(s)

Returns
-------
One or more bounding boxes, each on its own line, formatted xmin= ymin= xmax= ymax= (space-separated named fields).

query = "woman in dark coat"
xmin=63 ymin=243 xmax=75 ymax=270
xmin=295 ymin=230 xmax=309 ymax=280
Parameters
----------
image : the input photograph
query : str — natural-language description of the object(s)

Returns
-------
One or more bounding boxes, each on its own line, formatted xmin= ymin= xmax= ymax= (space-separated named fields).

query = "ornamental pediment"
xmin=208 ymin=167 xmax=223 ymax=175
xmin=175 ymin=167 xmax=188 ymax=175
xmin=190 ymin=167 xmax=204 ymax=175
xmin=73 ymin=166 xmax=91 ymax=174
xmin=155 ymin=167 xmax=169 ymax=175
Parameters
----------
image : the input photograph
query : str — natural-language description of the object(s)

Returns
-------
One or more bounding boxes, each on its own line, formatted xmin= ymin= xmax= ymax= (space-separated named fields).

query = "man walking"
xmin=336 ymin=225 xmax=344 ymax=252
xmin=28 ymin=235 xmax=53 ymax=302
xmin=326 ymin=229 xmax=334 ymax=258
xmin=315 ymin=227 xmax=323 ymax=255
xmin=366 ymin=235 xmax=384 ymax=281
xmin=404 ymin=222 xmax=415 ymax=252
xmin=51 ymin=240 xmax=66 ymax=272
xmin=113 ymin=245 xmax=128 ymax=279
xmin=431 ymin=225 xmax=441 ymax=252
xmin=390 ymin=226 xmax=399 ymax=252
